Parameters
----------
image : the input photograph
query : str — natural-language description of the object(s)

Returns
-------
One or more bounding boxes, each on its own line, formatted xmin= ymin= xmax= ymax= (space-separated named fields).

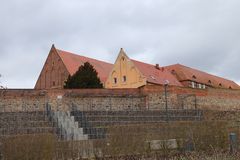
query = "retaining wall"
xmin=0 ymin=86 xmax=240 ymax=112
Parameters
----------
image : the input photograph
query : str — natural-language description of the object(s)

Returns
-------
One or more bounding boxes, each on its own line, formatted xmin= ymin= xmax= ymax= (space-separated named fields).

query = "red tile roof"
xmin=131 ymin=60 xmax=182 ymax=87
xmin=165 ymin=64 xmax=240 ymax=89
xmin=56 ymin=49 xmax=113 ymax=83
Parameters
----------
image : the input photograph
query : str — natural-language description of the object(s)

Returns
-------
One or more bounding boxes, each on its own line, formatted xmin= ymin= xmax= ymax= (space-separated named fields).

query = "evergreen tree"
xmin=64 ymin=62 xmax=103 ymax=89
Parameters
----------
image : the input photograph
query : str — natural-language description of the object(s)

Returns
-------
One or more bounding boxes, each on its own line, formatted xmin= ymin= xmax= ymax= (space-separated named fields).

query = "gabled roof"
xmin=165 ymin=64 xmax=240 ymax=89
xmin=56 ymin=49 xmax=113 ymax=83
xmin=131 ymin=60 xmax=182 ymax=87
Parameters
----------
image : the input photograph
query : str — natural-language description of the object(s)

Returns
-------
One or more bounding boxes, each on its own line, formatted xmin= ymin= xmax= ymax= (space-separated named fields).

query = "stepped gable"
xmin=131 ymin=59 xmax=182 ymax=87
xmin=56 ymin=49 xmax=113 ymax=83
xmin=165 ymin=63 xmax=240 ymax=89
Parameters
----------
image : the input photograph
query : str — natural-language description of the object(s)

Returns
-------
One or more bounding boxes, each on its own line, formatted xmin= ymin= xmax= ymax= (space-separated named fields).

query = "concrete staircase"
xmin=71 ymin=110 xmax=107 ymax=139
xmin=52 ymin=111 xmax=88 ymax=141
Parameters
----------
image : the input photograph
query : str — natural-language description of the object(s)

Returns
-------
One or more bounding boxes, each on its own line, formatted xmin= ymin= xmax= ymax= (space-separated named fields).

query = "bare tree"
xmin=0 ymin=74 xmax=5 ymax=89
xmin=0 ymin=74 xmax=2 ymax=88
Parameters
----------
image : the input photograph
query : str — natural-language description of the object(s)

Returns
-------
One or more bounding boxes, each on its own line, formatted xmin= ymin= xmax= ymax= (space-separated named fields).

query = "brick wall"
xmin=0 ymin=86 xmax=240 ymax=112
xmin=35 ymin=47 xmax=69 ymax=89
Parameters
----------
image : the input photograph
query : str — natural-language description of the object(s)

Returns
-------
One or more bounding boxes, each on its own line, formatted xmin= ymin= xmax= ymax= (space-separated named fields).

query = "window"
xmin=122 ymin=75 xmax=126 ymax=82
xmin=202 ymin=84 xmax=206 ymax=89
xmin=52 ymin=61 xmax=55 ymax=70
xmin=150 ymin=75 xmax=156 ymax=80
xmin=198 ymin=83 xmax=202 ymax=89
xmin=219 ymin=83 xmax=222 ymax=87
xmin=208 ymin=80 xmax=211 ymax=84
xmin=192 ymin=75 xmax=196 ymax=79
xmin=52 ymin=81 xmax=55 ymax=86
xmin=113 ymin=77 xmax=117 ymax=84
xmin=191 ymin=81 xmax=195 ymax=88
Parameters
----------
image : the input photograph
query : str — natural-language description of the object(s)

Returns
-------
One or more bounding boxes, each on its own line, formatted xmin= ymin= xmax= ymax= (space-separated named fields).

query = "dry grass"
xmin=1 ymin=135 xmax=100 ymax=160
xmin=89 ymin=152 xmax=240 ymax=160
xmin=1 ymin=134 xmax=55 ymax=160
xmin=0 ymin=116 xmax=240 ymax=159
xmin=101 ymin=121 xmax=235 ymax=156
xmin=170 ymin=152 xmax=240 ymax=160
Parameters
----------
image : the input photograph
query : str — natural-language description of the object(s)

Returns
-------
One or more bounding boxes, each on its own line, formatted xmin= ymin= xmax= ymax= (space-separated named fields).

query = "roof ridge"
xmin=56 ymin=48 xmax=113 ymax=65
xmin=166 ymin=63 xmax=235 ymax=83
xmin=130 ymin=59 xmax=160 ymax=68
xmin=165 ymin=64 xmax=239 ymax=88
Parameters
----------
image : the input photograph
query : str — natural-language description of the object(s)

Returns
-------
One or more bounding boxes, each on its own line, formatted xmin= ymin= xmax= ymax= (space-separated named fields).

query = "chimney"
xmin=155 ymin=64 xmax=160 ymax=69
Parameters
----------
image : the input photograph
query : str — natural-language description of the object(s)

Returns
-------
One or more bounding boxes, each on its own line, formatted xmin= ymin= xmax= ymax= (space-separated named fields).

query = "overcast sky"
xmin=0 ymin=0 xmax=240 ymax=88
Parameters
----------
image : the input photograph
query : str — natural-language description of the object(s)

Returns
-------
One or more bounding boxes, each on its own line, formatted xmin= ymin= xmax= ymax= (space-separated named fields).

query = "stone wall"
xmin=0 ymin=88 xmax=145 ymax=112
xmin=142 ymin=85 xmax=240 ymax=111
xmin=47 ymin=88 xmax=146 ymax=111
xmin=0 ymin=86 xmax=240 ymax=112
xmin=0 ymin=89 xmax=47 ymax=112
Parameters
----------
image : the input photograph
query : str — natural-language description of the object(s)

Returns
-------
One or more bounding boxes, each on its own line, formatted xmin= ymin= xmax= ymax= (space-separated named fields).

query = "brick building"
xmin=35 ymin=45 xmax=240 ymax=90
xmin=35 ymin=45 xmax=113 ymax=89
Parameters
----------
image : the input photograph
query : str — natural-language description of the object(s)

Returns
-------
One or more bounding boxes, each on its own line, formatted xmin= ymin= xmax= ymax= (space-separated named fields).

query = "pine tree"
xmin=64 ymin=62 xmax=103 ymax=89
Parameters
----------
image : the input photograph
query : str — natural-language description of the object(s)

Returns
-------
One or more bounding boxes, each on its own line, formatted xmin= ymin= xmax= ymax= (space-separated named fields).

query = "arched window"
xmin=120 ymin=57 xmax=127 ymax=77
xmin=122 ymin=75 xmax=127 ymax=82
xmin=112 ymin=71 xmax=117 ymax=84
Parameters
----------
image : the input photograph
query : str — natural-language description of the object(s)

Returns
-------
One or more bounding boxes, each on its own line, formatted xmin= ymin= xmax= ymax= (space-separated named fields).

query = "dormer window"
xmin=171 ymin=70 xmax=176 ymax=74
xmin=208 ymin=80 xmax=212 ymax=84
xmin=219 ymin=83 xmax=222 ymax=87
xmin=150 ymin=75 xmax=156 ymax=80
xmin=229 ymin=86 xmax=232 ymax=89
xmin=192 ymin=75 xmax=196 ymax=79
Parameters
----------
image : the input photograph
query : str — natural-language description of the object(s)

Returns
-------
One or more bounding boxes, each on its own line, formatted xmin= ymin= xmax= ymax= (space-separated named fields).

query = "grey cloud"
xmin=0 ymin=0 xmax=240 ymax=88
